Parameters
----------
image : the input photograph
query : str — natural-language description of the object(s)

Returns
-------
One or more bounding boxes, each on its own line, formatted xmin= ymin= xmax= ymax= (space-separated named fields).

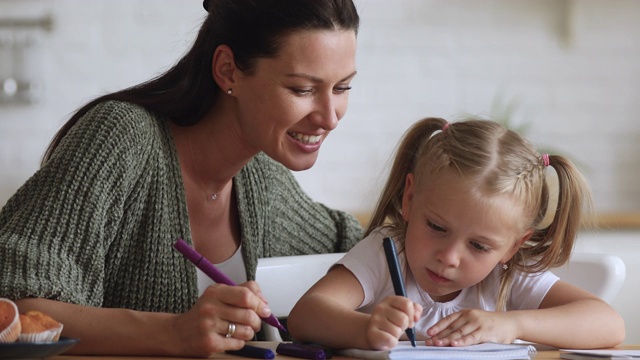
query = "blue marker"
xmin=383 ymin=236 xmax=417 ymax=347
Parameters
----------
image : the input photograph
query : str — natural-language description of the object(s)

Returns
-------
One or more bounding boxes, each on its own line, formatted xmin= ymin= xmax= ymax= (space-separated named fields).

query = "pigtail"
xmin=364 ymin=117 xmax=447 ymax=238
xmin=525 ymin=155 xmax=595 ymax=271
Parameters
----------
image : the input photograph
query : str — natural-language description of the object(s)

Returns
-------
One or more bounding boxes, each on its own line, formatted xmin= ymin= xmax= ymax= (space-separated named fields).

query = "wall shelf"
xmin=353 ymin=212 xmax=640 ymax=231
xmin=0 ymin=14 xmax=53 ymax=32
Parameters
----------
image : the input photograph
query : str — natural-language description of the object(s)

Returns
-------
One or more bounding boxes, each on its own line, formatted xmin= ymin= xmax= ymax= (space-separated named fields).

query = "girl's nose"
xmin=436 ymin=243 xmax=461 ymax=268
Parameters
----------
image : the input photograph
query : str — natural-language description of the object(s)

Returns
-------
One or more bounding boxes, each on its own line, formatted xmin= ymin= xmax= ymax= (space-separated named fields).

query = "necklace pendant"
xmin=211 ymin=193 xmax=218 ymax=201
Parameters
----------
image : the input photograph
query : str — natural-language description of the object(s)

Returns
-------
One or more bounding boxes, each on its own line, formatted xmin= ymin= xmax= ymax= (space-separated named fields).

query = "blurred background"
xmin=1 ymin=0 xmax=639 ymax=342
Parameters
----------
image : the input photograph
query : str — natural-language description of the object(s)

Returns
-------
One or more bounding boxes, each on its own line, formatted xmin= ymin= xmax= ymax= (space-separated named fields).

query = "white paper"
xmin=338 ymin=341 xmax=536 ymax=360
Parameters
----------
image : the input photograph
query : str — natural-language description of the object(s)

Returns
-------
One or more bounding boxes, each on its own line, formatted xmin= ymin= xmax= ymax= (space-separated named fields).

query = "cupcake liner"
xmin=0 ymin=298 xmax=21 ymax=343
xmin=18 ymin=323 xmax=63 ymax=343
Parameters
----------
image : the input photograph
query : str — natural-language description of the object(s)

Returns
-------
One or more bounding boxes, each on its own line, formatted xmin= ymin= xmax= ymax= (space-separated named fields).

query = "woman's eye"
xmin=427 ymin=221 xmax=445 ymax=232
xmin=333 ymin=85 xmax=352 ymax=94
xmin=292 ymin=88 xmax=313 ymax=95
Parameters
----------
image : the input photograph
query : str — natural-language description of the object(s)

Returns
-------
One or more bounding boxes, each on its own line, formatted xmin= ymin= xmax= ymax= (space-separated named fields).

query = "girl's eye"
xmin=427 ymin=221 xmax=445 ymax=232
xmin=471 ymin=241 xmax=490 ymax=252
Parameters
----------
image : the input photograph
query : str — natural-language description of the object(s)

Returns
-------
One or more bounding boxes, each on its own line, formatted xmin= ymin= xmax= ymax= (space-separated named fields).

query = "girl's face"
xmin=401 ymin=168 xmax=532 ymax=302
xmin=233 ymin=29 xmax=357 ymax=171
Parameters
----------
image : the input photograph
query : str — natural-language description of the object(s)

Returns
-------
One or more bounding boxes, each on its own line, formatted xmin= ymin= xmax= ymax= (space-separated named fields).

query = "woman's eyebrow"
xmin=284 ymin=70 xmax=358 ymax=83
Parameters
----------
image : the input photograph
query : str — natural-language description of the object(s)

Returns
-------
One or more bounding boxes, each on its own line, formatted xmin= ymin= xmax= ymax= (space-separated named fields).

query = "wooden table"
xmin=51 ymin=342 xmax=640 ymax=359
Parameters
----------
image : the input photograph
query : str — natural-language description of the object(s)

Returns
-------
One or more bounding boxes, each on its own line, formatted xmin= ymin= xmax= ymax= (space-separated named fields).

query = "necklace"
xmin=188 ymin=134 xmax=222 ymax=201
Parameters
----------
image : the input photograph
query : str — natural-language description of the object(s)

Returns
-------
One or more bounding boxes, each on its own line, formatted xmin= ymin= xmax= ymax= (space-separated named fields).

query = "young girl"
xmin=288 ymin=117 xmax=625 ymax=350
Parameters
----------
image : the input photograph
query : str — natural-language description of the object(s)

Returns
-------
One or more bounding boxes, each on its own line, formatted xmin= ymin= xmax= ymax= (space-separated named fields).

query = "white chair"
xmin=514 ymin=253 xmax=626 ymax=347
xmin=255 ymin=252 xmax=346 ymax=341
xmin=550 ymin=252 xmax=626 ymax=304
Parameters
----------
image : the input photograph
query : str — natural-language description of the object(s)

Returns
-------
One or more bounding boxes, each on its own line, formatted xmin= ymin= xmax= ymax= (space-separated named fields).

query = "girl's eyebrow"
xmin=284 ymin=70 xmax=358 ymax=83
xmin=474 ymin=235 xmax=508 ymax=248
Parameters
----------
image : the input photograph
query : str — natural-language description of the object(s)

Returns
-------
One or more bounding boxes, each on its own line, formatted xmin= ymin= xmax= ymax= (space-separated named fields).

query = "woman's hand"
xmin=366 ymin=296 xmax=422 ymax=350
xmin=170 ymin=281 xmax=272 ymax=357
xmin=425 ymin=309 xmax=517 ymax=346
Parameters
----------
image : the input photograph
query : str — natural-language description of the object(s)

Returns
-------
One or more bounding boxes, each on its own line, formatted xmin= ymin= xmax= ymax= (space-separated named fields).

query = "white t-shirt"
xmin=197 ymin=245 xmax=248 ymax=297
xmin=336 ymin=228 xmax=559 ymax=336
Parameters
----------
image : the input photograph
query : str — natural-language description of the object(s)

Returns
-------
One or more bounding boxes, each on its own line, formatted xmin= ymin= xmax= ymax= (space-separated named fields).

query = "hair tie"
xmin=541 ymin=153 xmax=550 ymax=167
xmin=442 ymin=123 xmax=450 ymax=132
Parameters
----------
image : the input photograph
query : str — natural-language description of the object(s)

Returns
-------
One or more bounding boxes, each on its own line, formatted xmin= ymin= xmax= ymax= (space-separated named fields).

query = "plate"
xmin=0 ymin=336 xmax=79 ymax=359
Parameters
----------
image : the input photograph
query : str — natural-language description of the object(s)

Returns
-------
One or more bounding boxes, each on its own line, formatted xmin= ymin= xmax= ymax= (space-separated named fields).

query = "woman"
xmin=0 ymin=0 xmax=362 ymax=356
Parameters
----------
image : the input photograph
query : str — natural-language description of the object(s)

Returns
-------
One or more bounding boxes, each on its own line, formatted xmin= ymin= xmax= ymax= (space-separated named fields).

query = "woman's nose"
xmin=310 ymin=93 xmax=340 ymax=131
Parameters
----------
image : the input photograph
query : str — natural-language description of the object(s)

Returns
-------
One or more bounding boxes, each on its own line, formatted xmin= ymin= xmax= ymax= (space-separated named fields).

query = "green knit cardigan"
xmin=0 ymin=101 xmax=362 ymax=314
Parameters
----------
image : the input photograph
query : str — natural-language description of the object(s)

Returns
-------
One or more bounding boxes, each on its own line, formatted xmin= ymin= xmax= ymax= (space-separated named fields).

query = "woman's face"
xmin=233 ymin=29 xmax=357 ymax=171
xmin=401 ymin=169 xmax=530 ymax=302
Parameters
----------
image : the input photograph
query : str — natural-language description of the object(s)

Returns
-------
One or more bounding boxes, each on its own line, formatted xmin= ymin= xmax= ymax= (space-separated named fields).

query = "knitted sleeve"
xmin=236 ymin=153 xmax=363 ymax=279
xmin=0 ymin=101 xmax=154 ymax=306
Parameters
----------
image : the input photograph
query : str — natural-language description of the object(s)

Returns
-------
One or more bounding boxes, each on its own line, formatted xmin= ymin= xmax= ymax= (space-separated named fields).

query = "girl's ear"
xmin=401 ymin=173 xmax=415 ymax=223
xmin=502 ymin=228 xmax=534 ymax=263
xmin=212 ymin=44 xmax=237 ymax=92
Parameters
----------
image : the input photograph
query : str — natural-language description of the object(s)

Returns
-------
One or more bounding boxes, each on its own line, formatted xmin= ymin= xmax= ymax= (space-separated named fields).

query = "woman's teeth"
xmin=290 ymin=132 xmax=321 ymax=144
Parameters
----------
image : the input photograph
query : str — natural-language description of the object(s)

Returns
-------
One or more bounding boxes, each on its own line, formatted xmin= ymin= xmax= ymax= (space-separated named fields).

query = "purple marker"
xmin=173 ymin=238 xmax=287 ymax=333
xmin=226 ymin=344 xmax=275 ymax=359
xmin=276 ymin=343 xmax=326 ymax=360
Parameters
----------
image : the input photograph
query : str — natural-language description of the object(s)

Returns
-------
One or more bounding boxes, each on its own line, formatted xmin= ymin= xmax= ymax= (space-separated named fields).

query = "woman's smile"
xmin=288 ymin=131 xmax=323 ymax=145
xmin=287 ymin=131 xmax=325 ymax=153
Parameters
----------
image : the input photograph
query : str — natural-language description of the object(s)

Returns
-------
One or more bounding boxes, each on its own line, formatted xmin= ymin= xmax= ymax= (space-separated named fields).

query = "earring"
xmin=226 ymin=88 xmax=233 ymax=95
xmin=502 ymin=263 xmax=509 ymax=271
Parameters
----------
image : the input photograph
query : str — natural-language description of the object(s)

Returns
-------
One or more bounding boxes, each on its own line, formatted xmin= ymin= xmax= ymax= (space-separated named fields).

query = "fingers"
xmin=203 ymin=283 xmax=270 ymax=330
xmin=413 ymin=303 xmax=423 ymax=322
xmin=426 ymin=326 xmax=478 ymax=347
xmin=215 ymin=320 xmax=255 ymax=341
xmin=171 ymin=283 xmax=274 ymax=357
xmin=426 ymin=309 xmax=508 ymax=347
xmin=240 ymin=281 xmax=273 ymax=319
xmin=426 ymin=313 xmax=454 ymax=346
xmin=426 ymin=312 xmax=469 ymax=346
xmin=367 ymin=296 xmax=418 ymax=350
xmin=242 ymin=280 xmax=269 ymax=305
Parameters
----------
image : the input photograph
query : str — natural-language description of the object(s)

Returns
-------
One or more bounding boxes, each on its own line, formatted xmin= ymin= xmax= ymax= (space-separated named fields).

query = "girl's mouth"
xmin=427 ymin=269 xmax=451 ymax=284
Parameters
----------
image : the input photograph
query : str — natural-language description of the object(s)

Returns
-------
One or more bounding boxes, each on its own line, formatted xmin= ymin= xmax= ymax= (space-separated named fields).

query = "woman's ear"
xmin=401 ymin=173 xmax=415 ymax=223
xmin=212 ymin=44 xmax=237 ymax=91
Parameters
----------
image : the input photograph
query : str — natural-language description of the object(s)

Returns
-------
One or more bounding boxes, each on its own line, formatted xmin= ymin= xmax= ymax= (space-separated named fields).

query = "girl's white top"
xmin=336 ymin=228 xmax=559 ymax=336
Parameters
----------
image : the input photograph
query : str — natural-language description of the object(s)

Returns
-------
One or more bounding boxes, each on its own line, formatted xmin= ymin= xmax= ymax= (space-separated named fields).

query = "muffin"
xmin=18 ymin=310 xmax=63 ymax=342
xmin=0 ymin=298 xmax=21 ymax=343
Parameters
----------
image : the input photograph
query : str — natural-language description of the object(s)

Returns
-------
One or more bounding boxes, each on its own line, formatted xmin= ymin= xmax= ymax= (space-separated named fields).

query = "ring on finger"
xmin=225 ymin=322 xmax=236 ymax=338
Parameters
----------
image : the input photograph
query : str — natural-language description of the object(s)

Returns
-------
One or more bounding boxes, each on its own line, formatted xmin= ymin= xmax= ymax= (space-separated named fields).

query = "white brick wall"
xmin=1 ymin=0 xmax=639 ymax=342
xmin=1 ymin=0 xmax=639 ymax=213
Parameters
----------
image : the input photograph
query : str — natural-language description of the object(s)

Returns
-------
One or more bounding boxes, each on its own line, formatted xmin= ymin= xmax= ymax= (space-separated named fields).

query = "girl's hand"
xmin=366 ymin=296 xmax=423 ymax=350
xmin=170 ymin=281 xmax=272 ymax=357
xmin=425 ymin=309 xmax=518 ymax=346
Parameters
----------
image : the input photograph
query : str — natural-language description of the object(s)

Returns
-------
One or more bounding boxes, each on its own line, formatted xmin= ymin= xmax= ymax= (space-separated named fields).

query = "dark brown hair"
xmin=43 ymin=0 xmax=359 ymax=163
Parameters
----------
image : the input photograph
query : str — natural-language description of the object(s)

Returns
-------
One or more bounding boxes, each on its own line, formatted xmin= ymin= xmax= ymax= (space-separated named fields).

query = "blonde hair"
xmin=365 ymin=117 xmax=594 ymax=310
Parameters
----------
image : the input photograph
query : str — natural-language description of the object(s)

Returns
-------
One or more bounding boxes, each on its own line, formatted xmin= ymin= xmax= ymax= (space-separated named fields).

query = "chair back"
xmin=255 ymin=252 xmax=346 ymax=341
xmin=550 ymin=252 xmax=625 ymax=304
